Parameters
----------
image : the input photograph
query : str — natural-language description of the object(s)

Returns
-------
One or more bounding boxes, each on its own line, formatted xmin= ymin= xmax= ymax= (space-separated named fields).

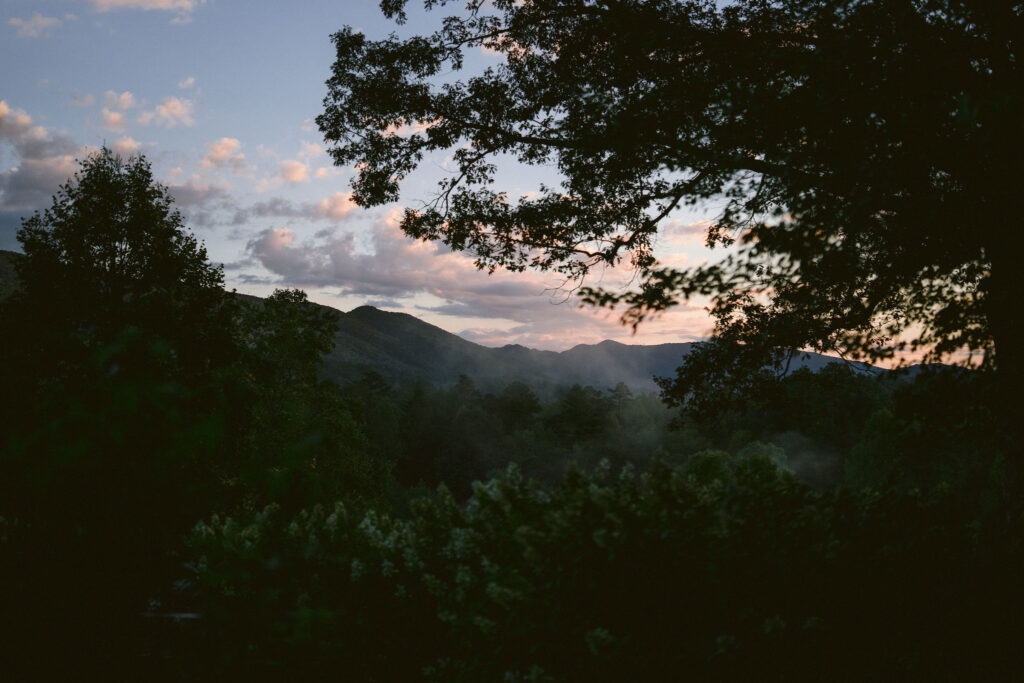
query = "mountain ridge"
xmin=0 ymin=248 xmax=881 ymax=393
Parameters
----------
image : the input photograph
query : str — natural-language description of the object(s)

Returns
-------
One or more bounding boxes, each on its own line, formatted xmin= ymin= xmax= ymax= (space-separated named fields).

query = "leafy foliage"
xmin=319 ymin=0 xmax=1022 ymax=374
xmin=182 ymin=459 xmax=1024 ymax=680
xmin=0 ymin=150 xmax=390 ymax=677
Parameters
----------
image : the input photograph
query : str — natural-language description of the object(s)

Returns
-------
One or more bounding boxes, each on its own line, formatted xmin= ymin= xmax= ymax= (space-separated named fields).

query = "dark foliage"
xmin=179 ymin=459 xmax=1023 ymax=681
xmin=0 ymin=150 xmax=389 ymax=678
xmin=318 ymin=0 xmax=1023 ymax=480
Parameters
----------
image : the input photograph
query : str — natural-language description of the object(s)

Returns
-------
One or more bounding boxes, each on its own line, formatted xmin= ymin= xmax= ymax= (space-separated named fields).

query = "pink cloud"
xmin=110 ymin=136 xmax=141 ymax=156
xmin=100 ymin=108 xmax=126 ymax=132
xmin=661 ymin=218 xmax=711 ymax=246
xmin=138 ymin=97 xmax=194 ymax=127
xmin=1 ymin=101 xmax=84 ymax=212
xmin=315 ymin=191 xmax=356 ymax=220
xmin=199 ymin=137 xmax=245 ymax=173
xmin=279 ymin=160 xmax=309 ymax=184
xmin=242 ymin=209 xmax=711 ymax=349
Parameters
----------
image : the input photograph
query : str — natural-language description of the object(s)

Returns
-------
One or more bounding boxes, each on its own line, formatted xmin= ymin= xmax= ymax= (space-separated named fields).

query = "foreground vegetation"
xmin=1 ymin=150 xmax=1018 ymax=680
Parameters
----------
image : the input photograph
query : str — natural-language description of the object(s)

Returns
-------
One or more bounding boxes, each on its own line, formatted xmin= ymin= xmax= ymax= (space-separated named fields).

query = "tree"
xmin=9 ymin=147 xmax=234 ymax=381
xmin=318 ymin=0 xmax=1021 ymax=389
xmin=231 ymin=289 xmax=389 ymax=509
xmin=0 ymin=148 xmax=242 ymax=676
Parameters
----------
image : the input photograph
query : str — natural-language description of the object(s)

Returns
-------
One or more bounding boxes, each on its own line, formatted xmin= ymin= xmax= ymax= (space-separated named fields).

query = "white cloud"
xmin=110 ymin=136 xmax=141 ymax=156
xmin=315 ymin=167 xmax=329 ymax=179
xmin=103 ymin=90 xmax=136 ymax=110
xmin=177 ymin=76 xmax=196 ymax=89
xmin=280 ymin=160 xmax=309 ymax=184
xmin=81 ymin=0 xmax=205 ymax=23
xmin=137 ymin=96 xmax=195 ymax=127
xmin=8 ymin=13 xmax=61 ymax=38
xmin=199 ymin=137 xmax=246 ymax=173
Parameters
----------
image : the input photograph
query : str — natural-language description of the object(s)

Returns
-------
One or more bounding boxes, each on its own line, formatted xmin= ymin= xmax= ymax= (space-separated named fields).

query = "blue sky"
xmin=1 ymin=0 xmax=717 ymax=350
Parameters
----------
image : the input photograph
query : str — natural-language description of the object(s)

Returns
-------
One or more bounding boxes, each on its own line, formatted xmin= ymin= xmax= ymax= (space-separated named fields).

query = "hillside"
xmin=320 ymin=303 xmax=880 ymax=393
xmin=0 ymin=249 xmax=878 ymax=393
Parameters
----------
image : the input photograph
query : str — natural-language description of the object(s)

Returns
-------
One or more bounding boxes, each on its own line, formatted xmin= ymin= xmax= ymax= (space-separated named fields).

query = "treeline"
xmin=341 ymin=374 xmax=697 ymax=503
xmin=1 ymin=150 xmax=1019 ymax=680
xmin=343 ymin=362 xmax=1006 ymax=509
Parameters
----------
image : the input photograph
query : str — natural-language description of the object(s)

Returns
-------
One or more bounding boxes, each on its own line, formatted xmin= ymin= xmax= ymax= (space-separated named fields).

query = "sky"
xmin=1 ymin=0 xmax=720 ymax=351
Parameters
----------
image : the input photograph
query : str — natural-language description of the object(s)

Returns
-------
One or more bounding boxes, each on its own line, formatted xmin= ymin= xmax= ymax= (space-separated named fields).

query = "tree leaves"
xmin=319 ymin=0 xmax=1023 ymax=372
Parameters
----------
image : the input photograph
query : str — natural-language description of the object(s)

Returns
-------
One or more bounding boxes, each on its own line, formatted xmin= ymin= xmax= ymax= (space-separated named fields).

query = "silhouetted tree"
xmin=318 ymin=0 xmax=1022 ymax=458
xmin=0 ymin=148 xmax=240 ymax=677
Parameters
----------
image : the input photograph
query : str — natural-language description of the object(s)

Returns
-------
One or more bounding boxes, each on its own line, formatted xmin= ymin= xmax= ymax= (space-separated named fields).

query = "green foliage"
xmin=0 ymin=148 xmax=245 ymax=677
xmin=226 ymin=289 xmax=391 ymax=511
xmin=0 ymin=150 xmax=391 ymax=676
xmin=181 ymin=460 xmax=1024 ymax=680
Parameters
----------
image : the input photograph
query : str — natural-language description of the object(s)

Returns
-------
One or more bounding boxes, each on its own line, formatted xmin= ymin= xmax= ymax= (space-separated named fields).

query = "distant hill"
xmin=320 ymin=304 xmax=882 ymax=394
xmin=0 ymin=248 xmax=883 ymax=393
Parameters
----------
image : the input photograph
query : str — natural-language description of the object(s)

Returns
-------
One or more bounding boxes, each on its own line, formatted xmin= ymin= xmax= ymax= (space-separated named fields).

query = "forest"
xmin=0 ymin=152 xmax=1017 ymax=680
xmin=3 ymin=0 xmax=1022 ymax=680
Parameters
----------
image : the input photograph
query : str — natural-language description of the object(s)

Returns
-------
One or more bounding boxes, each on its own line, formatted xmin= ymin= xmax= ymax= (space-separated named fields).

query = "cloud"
xmin=70 ymin=91 xmax=95 ymax=107
xmin=101 ymin=108 xmax=126 ymax=132
xmin=166 ymin=178 xmax=231 ymax=228
xmin=241 ymin=208 xmax=711 ymax=349
xmin=316 ymin=192 xmax=356 ymax=220
xmin=177 ymin=76 xmax=196 ymax=89
xmin=661 ymin=218 xmax=711 ymax=246
xmin=81 ymin=0 xmax=205 ymax=23
xmin=0 ymin=101 xmax=83 ymax=214
xmin=103 ymin=90 xmax=136 ymax=110
xmin=228 ymin=191 xmax=359 ymax=227
xmin=199 ymin=137 xmax=246 ymax=173
xmin=244 ymin=212 xmax=556 ymax=307
xmin=0 ymin=101 xmax=87 ymax=248
xmin=166 ymin=179 xmax=230 ymax=208
xmin=8 ymin=13 xmax=61 ymax=38
xmin=315 ymin=167 xmax=330 ymax=179
xmin=298 ymin=141 xmax=323 ymax=159
xmin=0 ymin=101 xmax=34 ymax=139
xmin=110 ymin=136 xmax=141 ymax=156
xmin=280 ymin=160 xmax=309 ymax=184
xmin=383 ymin=118 xmax=442 ymax=137
xmin=138 ymin=97 xmax=195 ymax=127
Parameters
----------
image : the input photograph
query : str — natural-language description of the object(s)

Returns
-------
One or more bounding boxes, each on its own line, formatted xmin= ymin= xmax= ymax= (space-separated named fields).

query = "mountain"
xmin=0 ymin=249 xmax=881 ymax=393
xmin=321 ymin=304 xmax=881 ymax=394
xmin=322 ymin=305 xmax=700 ymax=392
